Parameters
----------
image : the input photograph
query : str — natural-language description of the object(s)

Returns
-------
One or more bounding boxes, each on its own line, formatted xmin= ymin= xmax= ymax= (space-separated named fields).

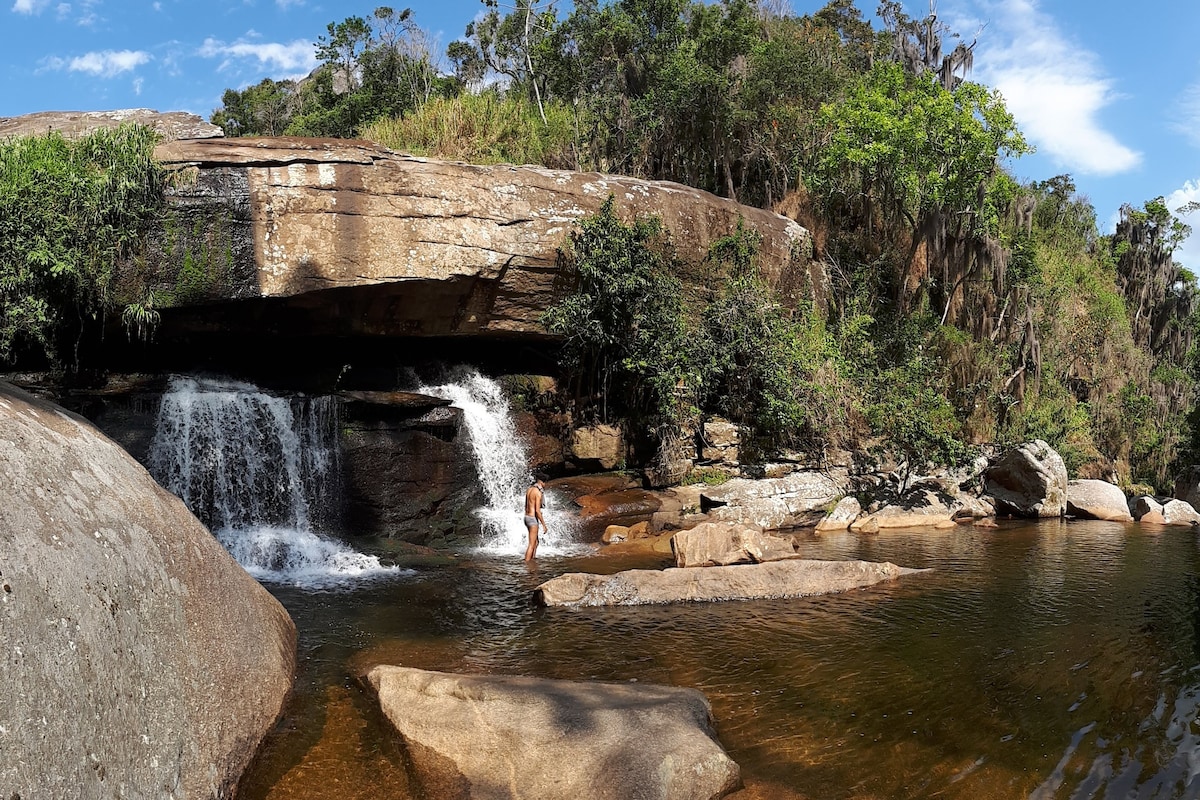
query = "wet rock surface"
xmin=366 ymin=665 xmax=741 ymax=800
xmin=671 ymin=522 xmax=799 ymax=567
xmin=0 ymin=381 xmax=295 ymax=797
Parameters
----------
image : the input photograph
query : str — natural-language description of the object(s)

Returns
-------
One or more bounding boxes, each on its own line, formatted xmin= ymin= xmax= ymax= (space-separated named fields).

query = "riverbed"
xmin=235 ymin=519 xmax=1200 ymax=799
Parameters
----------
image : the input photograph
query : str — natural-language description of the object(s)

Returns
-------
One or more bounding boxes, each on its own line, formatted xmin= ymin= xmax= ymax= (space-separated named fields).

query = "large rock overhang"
xmin=143 ymin=137 xmax=817 ymax=343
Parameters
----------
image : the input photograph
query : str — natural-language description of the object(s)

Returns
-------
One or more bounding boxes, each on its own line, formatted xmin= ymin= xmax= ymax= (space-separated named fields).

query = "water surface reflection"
xmin=240 ymin=520 xmax=1200 ymax=800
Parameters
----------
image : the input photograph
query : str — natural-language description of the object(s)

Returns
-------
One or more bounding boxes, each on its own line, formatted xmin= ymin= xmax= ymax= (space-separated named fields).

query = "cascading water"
xmin=420 ymin=370 xmax=582 ymax=555
xmin=149 ymin=376 xmax=400 ymax=588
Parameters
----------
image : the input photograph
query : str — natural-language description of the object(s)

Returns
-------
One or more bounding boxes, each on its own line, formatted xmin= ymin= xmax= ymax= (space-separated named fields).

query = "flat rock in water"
xmin=537 ymin=559 xmax=927 ymax=607
xmin=366 ymin=666 xmax=740 ymax=800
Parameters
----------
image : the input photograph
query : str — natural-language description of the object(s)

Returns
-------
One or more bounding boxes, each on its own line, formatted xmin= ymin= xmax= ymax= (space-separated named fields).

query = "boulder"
xmin=701 ymin=471 xmax=848 ymax=529
xmin=815 ymin=496 xmax=861 ymax=532
xmin=670 ymin=522 xmax=798 ymax=568
xmin=1174 ymin=467 xmax=1200 ymax=509
xmin=536 ymin=559 xmax=928 ymax=607
xmin=570 ymin=423 xmax=625 ymax=470
xmin=1066 ymin=479 xmax=1133 ymax=521
xmin=1140 ymin=510 xmax=1169 ymax=525
xmin=983 ymin=440 xmax=1067 ymax=518
xmin=0 ymin=381 xmax=295 ymax=797
xmin=850 ymin=487 xmax=993 ymax=530
xmin=366 ymin=666 xmax=740 ymax=800
xmin=602 ymin=525 xmax=630 ymax=544
xmin=1130 ymin=495 xmax=1164 ymax=520
xmin=1162 ymin=499 xmax=1200 ymax=526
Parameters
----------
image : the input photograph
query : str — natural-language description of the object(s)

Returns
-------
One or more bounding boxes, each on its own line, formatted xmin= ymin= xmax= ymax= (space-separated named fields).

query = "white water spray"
xmin=149 ymin=376 xmax=400 ymax=588
xmin=420 ymin=370 xmax=583 ymax=556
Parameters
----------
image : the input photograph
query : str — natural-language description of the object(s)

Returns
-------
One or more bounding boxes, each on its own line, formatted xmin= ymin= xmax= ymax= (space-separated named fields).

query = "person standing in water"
xmin=524 ymin=473 xmax=547 ymax=561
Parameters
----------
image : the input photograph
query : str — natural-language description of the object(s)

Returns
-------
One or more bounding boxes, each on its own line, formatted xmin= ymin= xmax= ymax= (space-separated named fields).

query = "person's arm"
xmin=535 ymin=490 xmax=547 ymax=530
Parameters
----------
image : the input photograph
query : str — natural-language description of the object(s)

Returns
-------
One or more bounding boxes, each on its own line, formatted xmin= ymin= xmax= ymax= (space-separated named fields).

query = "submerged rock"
xmin=366 ymin=665 xmax=741 ymax=800
xmin=536 ymin=559 xmax=926 ymax=607
xmin=0 ymin=381 xmax=295 ymax=797
xmin=983 ymin=440 xmax=1067 ymax=518
xmin=1067 ymin=479 xmax=1133 ymax=521
xmin=671 ymin=522 xmax=798 ymax=567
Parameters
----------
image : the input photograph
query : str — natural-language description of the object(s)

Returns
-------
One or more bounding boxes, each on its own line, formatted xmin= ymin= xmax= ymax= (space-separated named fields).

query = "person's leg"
xmin=524 ymin=523 xmax=539 ymax=561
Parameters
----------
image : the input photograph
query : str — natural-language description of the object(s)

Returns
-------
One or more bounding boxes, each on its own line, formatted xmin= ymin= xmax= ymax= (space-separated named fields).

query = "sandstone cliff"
xmin=142 ymin=137 xmax=816 ymax=339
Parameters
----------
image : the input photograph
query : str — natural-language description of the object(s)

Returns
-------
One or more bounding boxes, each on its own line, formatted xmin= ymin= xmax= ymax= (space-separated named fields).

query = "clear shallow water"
xmin=239 ymin=520 xmax=1200 ymax=800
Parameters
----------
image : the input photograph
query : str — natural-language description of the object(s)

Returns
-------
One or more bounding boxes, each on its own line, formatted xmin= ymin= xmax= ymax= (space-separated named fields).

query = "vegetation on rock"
xmin=0 ymin=124 xmax=164 ymax=367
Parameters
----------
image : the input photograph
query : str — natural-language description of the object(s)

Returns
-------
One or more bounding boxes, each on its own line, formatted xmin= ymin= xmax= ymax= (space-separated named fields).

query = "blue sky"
xmin=2 ymin=0 xmax=1198 ymax=267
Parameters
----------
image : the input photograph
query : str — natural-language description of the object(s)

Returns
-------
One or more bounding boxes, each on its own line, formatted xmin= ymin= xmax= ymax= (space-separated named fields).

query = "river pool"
xmin=237 ymin=519 xmax=1200 ymax=800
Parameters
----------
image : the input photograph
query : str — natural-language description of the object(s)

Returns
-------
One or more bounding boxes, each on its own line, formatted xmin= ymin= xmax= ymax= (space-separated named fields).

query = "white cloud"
xmin=132 ymin=76 xmax=144 ymax=95
xmin=55 ymin=49 xmax=152 ymax=77
xmin=970 ymin=0 xmax=1141 ymax=176
xmin=12 ymin=0 xmax=51 ymax=12
xmin=276 ymin=0 xmax=303 ymax=7
xmin=198 ymin=37 xmax=317 ymax=75
xmin=1167 ymin=180 xmax=1200 ymax=272
xmin=1173 ymin=82 xmax=1200 ymax=149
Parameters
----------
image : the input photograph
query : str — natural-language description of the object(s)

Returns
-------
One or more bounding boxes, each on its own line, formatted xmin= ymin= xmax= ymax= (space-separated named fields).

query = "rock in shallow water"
xmin=366 ymin=665 xmax=741 ymax=800
xmin=536 ymin=559 xmax=927 ymax=607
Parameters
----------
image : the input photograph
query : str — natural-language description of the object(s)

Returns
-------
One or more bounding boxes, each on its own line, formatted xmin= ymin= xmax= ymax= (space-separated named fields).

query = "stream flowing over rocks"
xmin=0 ymin=381 xmax=295 ymax=798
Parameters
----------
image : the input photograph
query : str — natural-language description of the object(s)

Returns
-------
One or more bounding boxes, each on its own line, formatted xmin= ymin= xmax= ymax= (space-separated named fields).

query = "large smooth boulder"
xmin=671 ymin=522 xmax=798 ymax=567
xmin=851 ymin=487 xmax=992 ymax=531
xmin=1130 ymin=495 xmax=1164 ymax=521
xmin=0 ymin=381 xmax=296 ymax=797
xmin=701 ymin=471 xmax=848 ymax=529
xmin=366 ymin=666 xmax=740 ymax=800
xmin=1162 ymin=499 xmax=1200 ymax=526
xmin=983 ymin=440 xmax=1067 ymax=517
xmin=1066 ymin=479 xmax=1133 ymax=521
xmin=536 ymin=559 xmax=926 ymax=607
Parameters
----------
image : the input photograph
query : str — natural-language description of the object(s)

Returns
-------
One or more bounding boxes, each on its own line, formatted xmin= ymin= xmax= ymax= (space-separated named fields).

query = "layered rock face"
xmin=143 ymin=137 xmax=814 ymax=341
xmin=0 ymin=381 xmax=296 ymax=797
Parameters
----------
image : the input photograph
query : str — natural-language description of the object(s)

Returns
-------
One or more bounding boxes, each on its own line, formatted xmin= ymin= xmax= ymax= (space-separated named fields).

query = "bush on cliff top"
xmin=0 ymin=124 xmax=164 ymax=368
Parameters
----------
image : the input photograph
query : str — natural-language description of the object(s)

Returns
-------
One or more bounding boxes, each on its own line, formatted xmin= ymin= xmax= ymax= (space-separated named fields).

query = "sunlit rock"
xmin=0 ymin=381 xmax=295 ymax=797
xmin=815 ymin=496 xmax=862 ymax=532
xmin=536 ymin=559 xmax=927 ymax=607
xmin=1066 ymin=479 xmax=1133 ymax=522
xmin=983 ymin=440 xmax=1067 ymax=517
xmin=366 ymin=666 xmax=741 ymax=800
xmin=671 ymin=522 xmax=798 ymax=567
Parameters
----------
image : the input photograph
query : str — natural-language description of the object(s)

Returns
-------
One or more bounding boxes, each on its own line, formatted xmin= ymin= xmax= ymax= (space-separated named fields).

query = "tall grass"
xmin=0 ymin=124 xmax=164 ymax=366
xmin=361 ymin=92 xmax=577 ymax=169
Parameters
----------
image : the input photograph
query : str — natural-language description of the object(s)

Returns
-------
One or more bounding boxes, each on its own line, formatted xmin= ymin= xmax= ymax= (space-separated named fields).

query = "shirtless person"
xmin=523 ymin=473 xmax=547 ymax=561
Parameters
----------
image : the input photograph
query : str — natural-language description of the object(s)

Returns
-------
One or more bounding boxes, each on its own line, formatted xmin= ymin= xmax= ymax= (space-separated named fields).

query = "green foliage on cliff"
xmin=0 ymin=124 xmax=164 ymax=367
xmin=208 ymin=1 xmax=1200 ymax=489
xmin=361 ymin=93 xmax=576 ymax=167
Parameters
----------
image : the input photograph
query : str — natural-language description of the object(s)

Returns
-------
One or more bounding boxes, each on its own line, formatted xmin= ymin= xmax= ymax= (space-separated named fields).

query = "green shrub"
xmin=361 ymin=92 xmax=577 ymax=168
xmin=0 ymin=124 xmax=164 ymax=366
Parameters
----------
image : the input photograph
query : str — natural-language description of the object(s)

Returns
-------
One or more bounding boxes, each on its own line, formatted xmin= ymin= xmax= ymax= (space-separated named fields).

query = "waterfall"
xmin=149 ymin=376 xmax=400 ymax=588
xmin=420 ymin=370 xmax=582 ymax=555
